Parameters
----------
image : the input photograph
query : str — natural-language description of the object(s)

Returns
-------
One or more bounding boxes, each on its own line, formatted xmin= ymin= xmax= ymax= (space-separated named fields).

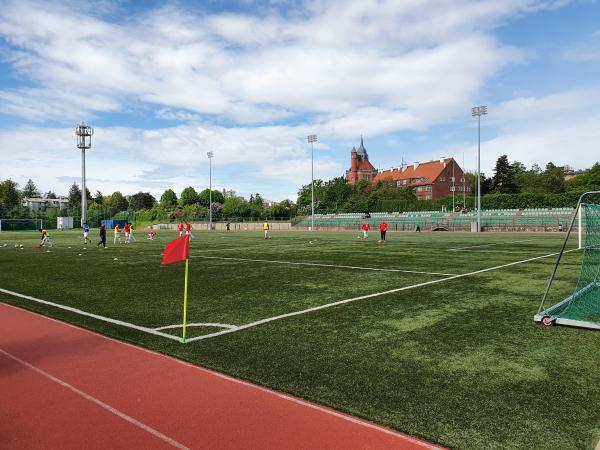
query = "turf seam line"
xmin=0 ymin=347 xmax=190 ymax=450
xmin=0 ymin=303 xmax=444 ymax=450
xmin=447 ymin=239 xmax=537 ymax=251
xmin=184 ymin=248 xmax=580 ymax=342
xmin=0 ymin=288 xmax=181 ymax=342
xmin=190 ymin=255 xmax=458 ymax=276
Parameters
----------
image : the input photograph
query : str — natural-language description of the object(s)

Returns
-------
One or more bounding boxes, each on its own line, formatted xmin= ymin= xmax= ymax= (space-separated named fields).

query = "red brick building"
xmin=345 ymin=138 xmax=472 ymax=200
xmin=345 ymin=138 xmax=378 ymax=183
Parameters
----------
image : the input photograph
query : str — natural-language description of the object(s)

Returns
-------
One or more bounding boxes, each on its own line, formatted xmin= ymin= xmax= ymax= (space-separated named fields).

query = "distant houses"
xmin=23 ymin=197 xmax=69 ymax=212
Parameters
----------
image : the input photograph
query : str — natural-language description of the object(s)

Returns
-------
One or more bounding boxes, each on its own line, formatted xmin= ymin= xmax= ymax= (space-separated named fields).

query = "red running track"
xmin=0 ymin=303 xmax=444 ymax=450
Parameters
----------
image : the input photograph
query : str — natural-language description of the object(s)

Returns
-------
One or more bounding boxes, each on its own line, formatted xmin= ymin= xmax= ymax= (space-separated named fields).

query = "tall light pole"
xmin=471 ymin=106 xmax=487 ymax=232
xmin=75 ymin=123 xmax=94 ymax=228
xmin=307 ymin=134 xmax=317 ymax=231
xmin=207 ymin=151 xmax=214 ymax=231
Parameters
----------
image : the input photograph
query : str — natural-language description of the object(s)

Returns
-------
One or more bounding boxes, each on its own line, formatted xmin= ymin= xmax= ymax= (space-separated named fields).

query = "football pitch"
xmin=1 ymin=229 xmax=599 ymax=449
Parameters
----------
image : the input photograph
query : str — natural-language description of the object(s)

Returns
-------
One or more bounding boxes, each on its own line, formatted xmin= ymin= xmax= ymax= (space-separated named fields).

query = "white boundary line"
xmin=0 ymin=302 xmax=443 ymax=449
xmin=0 ymin=288 xmax=181 ymax=342
xmin=190 ymin=255 xmax=458 ymax=277
xmin=184 ymin=248 xmax=580 ymax=342
xmin=0 ymin=248 xmax=579 ymax=344
xmin=448 ymin=239 xmax=537 ymax=251
xmin=154 ymin=322 xmax=237 ymax=331
xmin=0 ymin=347 xmax=190 ymax=450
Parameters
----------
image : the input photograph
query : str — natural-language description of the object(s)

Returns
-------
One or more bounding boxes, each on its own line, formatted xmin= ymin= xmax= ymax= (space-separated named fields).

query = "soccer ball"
xmin=78 ymin=253 xmax=82 ymax=256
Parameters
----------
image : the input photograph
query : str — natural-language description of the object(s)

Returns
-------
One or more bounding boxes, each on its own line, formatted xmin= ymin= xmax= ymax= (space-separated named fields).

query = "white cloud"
xmin=563 ymin=31 xmax=600 ymax=62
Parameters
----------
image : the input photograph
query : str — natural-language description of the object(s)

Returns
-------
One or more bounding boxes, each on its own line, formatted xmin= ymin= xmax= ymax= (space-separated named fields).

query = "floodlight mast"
xmin=471 ymin=106 xmax=487 ymax=232
xmin=207 ymin=151 xmax=214 ymax=231
xmin=75 ymin=123 xmax=94 ymax=228
xmin=307 ymin=134 xmax=317 ymax=231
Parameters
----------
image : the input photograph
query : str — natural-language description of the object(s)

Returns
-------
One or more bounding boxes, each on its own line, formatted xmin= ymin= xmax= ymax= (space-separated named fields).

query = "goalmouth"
xmin=535 ymin=191 xmax=600 ymax=331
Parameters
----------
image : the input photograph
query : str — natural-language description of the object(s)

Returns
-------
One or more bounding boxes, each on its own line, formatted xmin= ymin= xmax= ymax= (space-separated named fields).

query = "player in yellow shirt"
xmin=262 ymin=222 xmax=270 ymax=239
xmin=113 ymin=224 xmax=122 ymax=244
xmin=38 ymin=228 xmax=53 ymax=247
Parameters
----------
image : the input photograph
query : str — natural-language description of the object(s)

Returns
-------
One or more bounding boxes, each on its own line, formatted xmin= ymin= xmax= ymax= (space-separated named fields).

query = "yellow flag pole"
xmin=182 ymin=257 xmax=189 ymax=343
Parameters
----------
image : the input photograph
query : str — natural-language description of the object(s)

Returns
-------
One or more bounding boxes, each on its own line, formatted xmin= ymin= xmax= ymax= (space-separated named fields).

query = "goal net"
xmin=0 ymin=219 xmax=43 ymax=231
xmin=535 ymin=193 xmax=600 ymax=330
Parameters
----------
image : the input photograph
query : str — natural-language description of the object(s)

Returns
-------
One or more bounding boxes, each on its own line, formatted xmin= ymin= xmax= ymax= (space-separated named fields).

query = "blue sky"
xmin=1 ymin=0 xmax=599 ymax=201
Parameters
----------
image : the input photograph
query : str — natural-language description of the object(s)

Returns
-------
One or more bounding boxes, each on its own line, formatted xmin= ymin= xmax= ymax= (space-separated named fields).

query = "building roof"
xmin=373 ymin=158 xmax=456 ymax=185
xmin=356 ymin=136 xmax=367 ymax=157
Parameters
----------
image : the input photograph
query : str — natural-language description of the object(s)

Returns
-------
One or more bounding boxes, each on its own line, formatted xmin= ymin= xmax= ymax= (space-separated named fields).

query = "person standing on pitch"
xmin=39 ymin=228 xmax=53 ymax=247
xmin=185 ymin=222 xmax=194 ymax=239
xmin=226 ymin=222 xmax=230 ymax=231
xmin=114 ymin=224 xmax=122 ymax=244
xmin=128 ymin=223 xmax=136 ymax=242
xmin=177 ymin=222 xmax=184 ymax=236
xmin=361 ymin=221 xmax=370 ymax=239
xmin=124 ymin=222 xmax=131 ymax=244
xmin=378 ymin=221 xmax=388 ymax=242
xmin=97 ymin=224 xmax=107 ymax=248
xmin=263 ymin=221 xmax=270 ymax=239
xmin=83 ymin=223 xmax=90 ymax=244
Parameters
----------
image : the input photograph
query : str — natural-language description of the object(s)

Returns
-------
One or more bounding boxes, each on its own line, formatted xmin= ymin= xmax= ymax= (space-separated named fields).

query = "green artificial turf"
xmin=1 ymin=229 xmax=599 ymax=449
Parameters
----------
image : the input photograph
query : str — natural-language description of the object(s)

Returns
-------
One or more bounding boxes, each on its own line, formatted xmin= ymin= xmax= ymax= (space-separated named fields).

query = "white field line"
xmin=185 ymin=248 xmax=580 ymax=342
xmin=448 ymin=239 xmax=537 ymax=251
xmin=190 ymin=255 xmax=458 ymax=277
xmin=0 ymin=288 xmax=181 ymax=342
xmin=0 ymin=303 xmax=443 ymax=450
xmin=0 ymin=348 xmax=190 ymax=450
xmin=154 ymin=322 xmax=237 ymax=331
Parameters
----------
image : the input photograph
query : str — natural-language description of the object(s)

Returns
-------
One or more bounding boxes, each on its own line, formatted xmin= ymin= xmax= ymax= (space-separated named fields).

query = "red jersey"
xmin=362 ymin=223 xmax=370 ymax=231
xmin=378 ymin=222 xmax=388 ymax=232
xmin=124 ymin=224 xmax=131 ymax=233
xmin=178 ymin=224 xmax=184 ymax=232
xmin=185 ymin=223 xmax=191 ymax=231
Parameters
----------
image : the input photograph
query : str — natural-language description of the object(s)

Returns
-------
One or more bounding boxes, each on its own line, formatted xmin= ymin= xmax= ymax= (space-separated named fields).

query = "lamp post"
xmin=75 ymin=123 xmax=94 ymax=228
xmin=307 ymin=134 xmax=317 ymax=231
xmin=471 ymin=106 xmax=487 ymax=232
xmin=207 ymin=151 xmax=213 ymax=231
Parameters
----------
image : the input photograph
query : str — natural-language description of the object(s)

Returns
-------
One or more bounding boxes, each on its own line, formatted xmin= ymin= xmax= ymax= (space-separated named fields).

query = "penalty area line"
xmin=190 ymin=255 xmax=457 ymax=277
xmin=0 ymin=288 xmax=181 ymax=342
xmin=185 ymin=248 xmax=580 ymax=343
xmin=447 ymin=239 xmax=537 ymax=251
xmin=0 ymin=348 xmax=190 ymax=450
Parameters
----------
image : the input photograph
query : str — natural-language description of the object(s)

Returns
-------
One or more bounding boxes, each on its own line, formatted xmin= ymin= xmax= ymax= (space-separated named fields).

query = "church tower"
xmin=346 ymin=137 xmax=378 ymax=184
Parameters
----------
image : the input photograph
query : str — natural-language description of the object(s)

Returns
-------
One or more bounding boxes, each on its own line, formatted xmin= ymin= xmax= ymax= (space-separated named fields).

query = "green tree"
xmin=198 ymin=189 xmax=225 ymax=207
xmin=492 ymin=155 xmax=517 ymax=194
xmin=129 ymin=192 xmax=156 ymax=210
xmin=106 ymin=191 xmax=128 ymax=211
xmin=160 ymin=189 xmax=178 ymax=207
xmin=567 ymin=162 xmax=600 ymax=191
xmin=543 ymin=162 xmax=566 ymax=194
xmin=222 ymin=196 xmax=251 ymax=217
xmin=511 ymin=161 xmax=527 ymax=175
xmin=22 ymin=179 xmax=40 ymax=198
xmin=179 ymin=187 xmax=199 ymax=207
xmin=68 ymin=183 xmax=82 ymax=207
xmin=0 ymin=179 xmax=21 ymax=208
xmin=94 ymin=190 xmax=104 ymax=204
xmin=45 ymin=191 xmax=57 ymax=199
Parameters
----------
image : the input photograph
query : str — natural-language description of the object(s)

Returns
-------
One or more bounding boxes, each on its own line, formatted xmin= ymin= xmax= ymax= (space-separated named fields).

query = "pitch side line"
xmin=190 ymin=255 xmax=458 ymax=277
xmin=0 ymin=288 xmax=181 ymax=342
xmin=447 ymin=239 xmax=537 ymax=251
xmin=0 ymin=348 xmax=190 ymax=450
xmin=154 ymin=322 xmax=237 ymax=331
xmin=185 ymin=248 xmax=580 ymax=342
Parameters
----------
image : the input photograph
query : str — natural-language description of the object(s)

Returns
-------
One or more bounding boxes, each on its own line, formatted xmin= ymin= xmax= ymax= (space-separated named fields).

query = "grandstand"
xmin=294 ymin=208 xmax=575 ymax=232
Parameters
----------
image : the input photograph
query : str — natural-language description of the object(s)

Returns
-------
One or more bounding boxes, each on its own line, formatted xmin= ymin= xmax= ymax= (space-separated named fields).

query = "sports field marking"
xmin=0 ymin=288 xmax=181 ymax=342
xmin=185 ymin=248 xmax=580 ymax=342
xmin=190 ymin=255 xmax=458 ymax=277
xmin=1 ymin=303 xmax=444 ymax=450
xmin=154 ymin=322 xmax=237 ymax=331
xmin=447 ymin=239 xmax=537 ymax=251
xmin=0 ymin=347 xmax=190 ymax=450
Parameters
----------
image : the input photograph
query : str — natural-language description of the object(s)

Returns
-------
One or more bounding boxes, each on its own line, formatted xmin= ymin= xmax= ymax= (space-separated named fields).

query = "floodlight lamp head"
xmin=207 ymin=151 xmax=214 ymax=158
xmin=75 ymin=123 xmax=94 ymax=150
xmin=307 ymin=134 xmax=317 ymax=143
xmin=471 ymin=105 xmax=488 ymax=117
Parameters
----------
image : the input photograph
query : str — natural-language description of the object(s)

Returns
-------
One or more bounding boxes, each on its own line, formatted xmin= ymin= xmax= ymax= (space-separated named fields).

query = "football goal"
xmin=0 ymin=219 xmax=43 ymax=232
xmin=535 ymin=191 xmax=600 ymax=330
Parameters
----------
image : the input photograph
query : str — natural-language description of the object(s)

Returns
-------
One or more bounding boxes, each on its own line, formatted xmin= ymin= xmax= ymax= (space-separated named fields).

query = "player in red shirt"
xmin=185 ymin=222 xmax=194 ymax=239
xmin=361 ymin=222 xmax=370 ymax=239
xmin=177 ymin=222 xmax=184 ymax=236
xmin=378 ymin=221 xmax=388 ymax=242
xmin=124 ymin=223 xmax=131 ymax=244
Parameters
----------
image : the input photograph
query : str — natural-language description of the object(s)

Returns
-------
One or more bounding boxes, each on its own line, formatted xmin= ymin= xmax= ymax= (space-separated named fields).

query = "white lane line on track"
xmin=0 ymin=348 xmax=190 ymax=450
xmin=185 ymin=248 xmax=580 ymax=342
xmin=0 ymin=302 xmax=444 ymax=450
xmin=0 ymin=288 xmax=181 ymax=342
xmin=190 ymin=255 xmax=458 ymax=277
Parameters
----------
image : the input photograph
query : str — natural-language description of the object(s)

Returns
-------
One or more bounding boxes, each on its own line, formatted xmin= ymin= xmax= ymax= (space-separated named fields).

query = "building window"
xmin=439 ymin=177 xmax=445 ymax=182
xmin=416 ymin=186 xmax=423 ymax=192
xmin=425 ymin=185 xmax=432 ymax=192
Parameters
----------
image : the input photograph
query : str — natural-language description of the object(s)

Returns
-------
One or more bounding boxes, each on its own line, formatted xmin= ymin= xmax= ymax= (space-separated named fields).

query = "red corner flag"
xmin=161 ymin=235 xmax=190 ymax=265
